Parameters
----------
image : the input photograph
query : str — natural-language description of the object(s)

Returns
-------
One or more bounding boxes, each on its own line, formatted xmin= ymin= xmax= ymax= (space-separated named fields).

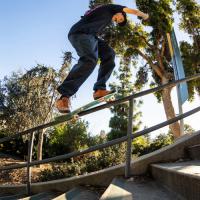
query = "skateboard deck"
xmin=54 ymin=92 xmax=117 ymax=123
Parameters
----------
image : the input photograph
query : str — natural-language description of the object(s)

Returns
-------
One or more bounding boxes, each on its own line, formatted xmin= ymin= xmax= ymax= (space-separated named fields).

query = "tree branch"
xmin=136 ymin=49 xmax=164 ymax=79
xmin=139 ymin=34 xmax=155 ymax=49
xmin=161 ymin=38 xmax=166 ymax=58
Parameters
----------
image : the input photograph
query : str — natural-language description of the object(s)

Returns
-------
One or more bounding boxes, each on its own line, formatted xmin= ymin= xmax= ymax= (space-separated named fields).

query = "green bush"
xmin=38 ymin=161 xmax=85 ymax=182
xmin=38 ymin=166 xmax=66 ymax=182
xmin=0 ymin=131 xmax=28 ymax=158
xmin=47 ymin=120 xmax=89 ymax=157
xmin=38 ymin=143 xmax=126 ymax=182
xmin=132 ymin=133 xmax=174 ymax=156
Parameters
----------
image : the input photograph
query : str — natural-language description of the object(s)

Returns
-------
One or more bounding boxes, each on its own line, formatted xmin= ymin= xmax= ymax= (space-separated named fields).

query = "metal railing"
xmin=0 ymin=73 xmax=200 ymax=195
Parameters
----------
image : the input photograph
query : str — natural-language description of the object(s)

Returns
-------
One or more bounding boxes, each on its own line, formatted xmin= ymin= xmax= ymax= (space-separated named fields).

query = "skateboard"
xmin=55 ymin=92 xmax=117 ymax=123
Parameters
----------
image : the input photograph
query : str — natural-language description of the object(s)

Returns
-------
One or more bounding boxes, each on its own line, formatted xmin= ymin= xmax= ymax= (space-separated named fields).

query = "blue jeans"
xmin=57 ymin=33 xmax=116 ymax=97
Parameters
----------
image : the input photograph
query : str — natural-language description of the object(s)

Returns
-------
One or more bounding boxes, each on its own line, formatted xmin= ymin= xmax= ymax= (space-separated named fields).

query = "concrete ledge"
xmin=0 ymin=131 xmax=200 ymax=194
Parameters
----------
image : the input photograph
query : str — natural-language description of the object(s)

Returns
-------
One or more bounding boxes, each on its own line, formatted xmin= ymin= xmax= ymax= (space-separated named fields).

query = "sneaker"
xmin=55 ymin=96 xmax=71 ymax=113
xmin=93 ymin=89 xmax=113 ymax=100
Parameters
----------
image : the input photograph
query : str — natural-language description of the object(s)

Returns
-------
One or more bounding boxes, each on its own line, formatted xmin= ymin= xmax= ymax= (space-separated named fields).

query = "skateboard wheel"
xmin=73 ymin=115 xmax=79 ymax=120
xmin=106 ymin=96 xmax=115 ymax=102
xmin=110 ymin=96 xmax=115 ymax=101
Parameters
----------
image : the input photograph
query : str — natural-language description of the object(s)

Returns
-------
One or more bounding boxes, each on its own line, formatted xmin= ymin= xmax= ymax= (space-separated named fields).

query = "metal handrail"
xmin=1 ymin=103 xmax=200 ymax=171
xmin=1 ymin=73 xmax=200 ymax=195
xmin=0 ymin=73 xmax=200 ymax=144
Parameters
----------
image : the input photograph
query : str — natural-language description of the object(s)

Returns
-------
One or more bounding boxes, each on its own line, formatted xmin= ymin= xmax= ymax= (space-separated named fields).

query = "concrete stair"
xmin=100 ymin=177 xmax=181 ymax=200
xmin=21 ymin=192 xmax=60 ymax=200
xmin=53 ymin=187 xmax=100 ymax=200
xmin=0 ymin=189 xmax=100 ymax=200
xmin=0 ymin=193 xmax=27 ymax=200
xmin=151 ymin=160 xmax=200 ymax=200
xmin=187 ymin=144 xmax=200 ymax=160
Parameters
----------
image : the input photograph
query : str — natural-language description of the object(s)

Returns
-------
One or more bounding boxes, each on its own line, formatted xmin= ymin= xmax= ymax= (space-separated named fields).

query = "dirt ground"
xmin=0 ymin=154 xmax=51 ymax=185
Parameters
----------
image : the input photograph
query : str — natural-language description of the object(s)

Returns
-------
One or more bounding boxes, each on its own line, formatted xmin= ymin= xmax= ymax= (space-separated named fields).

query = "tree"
xmin=0 ymin=66 xmax=58 ymax=158
xmin=134 ymin=0 xmax=183 ymax=138
xmin=0 ymin=52 xmax=72 ymax=161
xmin=88 ymin=0 xmax=142 ymax=140
xmin=21 ymin=65 xmax=59 ymax=161
xmin=89 ymin=0 xmax=181 ymax=138
xmin=108 ymin=58 xmax=142 ymax=140
xmin=183 ymin=124 xmax=195 ymax=134
xmin=132 ymin=135 xmax=150 ymax=156
xmin=177 ymin=0 xmax=200 ymax=50
xmin=180 ymin=41 xmax=200 ymax=100
xmin=149 ymin=132 xmax=174 ymax=152
xmin=176 ymin=0 xmax=200 ymax=100
xmin=48 ymin=120 xmax=89 ymax=157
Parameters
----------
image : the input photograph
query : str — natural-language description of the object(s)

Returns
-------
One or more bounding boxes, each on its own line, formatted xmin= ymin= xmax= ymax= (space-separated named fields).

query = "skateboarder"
xmin=56 ymin=4 xmax=149 ymax=113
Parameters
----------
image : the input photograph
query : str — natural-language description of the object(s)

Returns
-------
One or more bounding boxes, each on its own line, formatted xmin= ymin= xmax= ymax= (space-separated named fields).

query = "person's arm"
xmin=123 ymin=7 xmax=149 ymax=20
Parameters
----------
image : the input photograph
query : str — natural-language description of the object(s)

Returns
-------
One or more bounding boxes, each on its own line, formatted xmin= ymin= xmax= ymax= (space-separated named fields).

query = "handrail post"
xmin=27 ymin=131 xmax=35 ymax=195
xmin=177 ymin=84 xmax=184 ymax=136
xmin=125 ymin=99 xmax=134 ymax=178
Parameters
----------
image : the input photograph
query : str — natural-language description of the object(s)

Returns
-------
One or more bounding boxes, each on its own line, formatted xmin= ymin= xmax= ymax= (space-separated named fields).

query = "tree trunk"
xmin=161 ymin=78 xmax=181 ymax=139
xmin=37 ymin=129 xmax=45 ymax=161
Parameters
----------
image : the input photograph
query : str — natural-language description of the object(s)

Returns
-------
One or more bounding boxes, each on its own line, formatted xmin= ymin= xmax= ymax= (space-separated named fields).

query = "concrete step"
xmin=100 ymin=177 xmax=181 ymax=200
xmin=151 ymin=160 xmax=200 ymax=200
xmin=21 ymin=192 xmax=58 ymax=200
xmin=187 ymin=144 xmax=200 ymax=160
xmin=53 ymin=187 xmax=100 ymax=200
xmin=0 ymin=193 xmax=26 ymax=200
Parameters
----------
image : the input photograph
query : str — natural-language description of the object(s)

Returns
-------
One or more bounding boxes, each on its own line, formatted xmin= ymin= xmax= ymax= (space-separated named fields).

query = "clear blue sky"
xmin=0 ymin=0 xmax=135 ymax=76
xmin=0 ymin=0 xmax=199 ymax=136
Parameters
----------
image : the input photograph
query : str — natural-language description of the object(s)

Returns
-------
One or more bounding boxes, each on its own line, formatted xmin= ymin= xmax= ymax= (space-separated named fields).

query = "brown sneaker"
xmin=55 ymin=97 xmax=71 ymax=113
xmin=93 ymin=89 xmax=113 ymax=100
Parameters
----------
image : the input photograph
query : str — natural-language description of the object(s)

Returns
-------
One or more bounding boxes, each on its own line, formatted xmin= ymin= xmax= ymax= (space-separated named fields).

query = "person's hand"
xmin=142 ymin=13 xmax=149 ymax=21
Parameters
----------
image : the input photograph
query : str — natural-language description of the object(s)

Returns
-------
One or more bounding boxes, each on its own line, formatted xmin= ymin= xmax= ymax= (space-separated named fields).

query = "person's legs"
xmin=93 ymin=38 xmax=116 ymax=91
xmin=57 ymin=34 xmax=98 ymax=97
